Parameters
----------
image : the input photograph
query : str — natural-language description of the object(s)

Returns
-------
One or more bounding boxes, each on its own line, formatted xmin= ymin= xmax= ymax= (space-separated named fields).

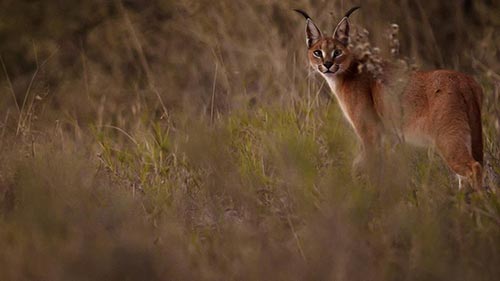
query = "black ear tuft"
xmin=344 ymin=6 xmax=361 ymax=18
xmin=293 ymin=9 xmax=311 ymax=20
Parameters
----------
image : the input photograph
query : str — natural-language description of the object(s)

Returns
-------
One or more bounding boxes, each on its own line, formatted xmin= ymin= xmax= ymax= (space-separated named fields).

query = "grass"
xmin=0 ymin=0 xmax=500 ymax=280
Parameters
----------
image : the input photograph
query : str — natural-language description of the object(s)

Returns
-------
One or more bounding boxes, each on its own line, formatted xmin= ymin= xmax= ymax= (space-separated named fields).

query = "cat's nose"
xmin=324 ymin=61 xmax=334 ymax=69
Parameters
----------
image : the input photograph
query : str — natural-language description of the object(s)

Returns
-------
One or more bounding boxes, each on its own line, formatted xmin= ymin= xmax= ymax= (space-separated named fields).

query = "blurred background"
xmin=0 ymin=0 xmax=499 ymax=280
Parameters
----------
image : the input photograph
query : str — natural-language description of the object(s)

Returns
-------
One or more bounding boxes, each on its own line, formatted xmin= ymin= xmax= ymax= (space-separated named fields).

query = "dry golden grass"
xmin=0 ymin=1 xmax=500 ymax=280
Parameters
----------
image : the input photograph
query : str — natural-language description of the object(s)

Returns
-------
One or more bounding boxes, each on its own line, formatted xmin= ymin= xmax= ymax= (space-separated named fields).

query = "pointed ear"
xmin=333 ymin=6 xmax=360 ymax=46
xmin=305 ymin=19 xmax=322 ymax=47
xmin=333 ymin=17 xmax=350 ymax=46
xmin=294 ymin=9 xmax=322 ymax=47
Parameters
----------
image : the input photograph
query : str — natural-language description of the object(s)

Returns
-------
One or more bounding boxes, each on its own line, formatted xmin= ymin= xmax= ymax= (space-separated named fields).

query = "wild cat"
xmin=295 ymin=7 xmax=484 ymax=190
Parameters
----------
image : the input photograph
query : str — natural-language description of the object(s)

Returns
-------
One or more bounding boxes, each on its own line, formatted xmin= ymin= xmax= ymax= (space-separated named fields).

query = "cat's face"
xmin=296 ymin=9 xmax=356 ymax=77
xmin=307 ymin=37 xmax=353 ymax=77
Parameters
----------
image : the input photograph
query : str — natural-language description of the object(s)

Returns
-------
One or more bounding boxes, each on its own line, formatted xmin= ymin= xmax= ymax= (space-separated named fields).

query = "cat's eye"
xmin=333 ymin=49 xmax=342 ymax=57
xmin=313 ymin=50 xmax=323 ymax=58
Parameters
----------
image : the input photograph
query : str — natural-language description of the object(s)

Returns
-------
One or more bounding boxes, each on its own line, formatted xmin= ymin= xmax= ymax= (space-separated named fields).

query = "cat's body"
xmin=296 ymin=7 xmax=483 ymax=190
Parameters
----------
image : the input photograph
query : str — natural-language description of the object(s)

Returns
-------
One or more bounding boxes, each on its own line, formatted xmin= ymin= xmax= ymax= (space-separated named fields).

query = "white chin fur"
xmin=318 ymin=65 xmax=340 ymax=75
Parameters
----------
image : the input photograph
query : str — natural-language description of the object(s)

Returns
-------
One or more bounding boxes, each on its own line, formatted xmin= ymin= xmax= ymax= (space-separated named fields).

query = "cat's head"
xmin=295 ymin=7 xmax=360 ymax=78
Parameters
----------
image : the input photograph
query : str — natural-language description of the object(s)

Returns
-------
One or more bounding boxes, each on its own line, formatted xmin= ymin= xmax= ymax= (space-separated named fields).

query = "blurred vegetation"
xmin=0 ymin=0 xmax=500 ymax=280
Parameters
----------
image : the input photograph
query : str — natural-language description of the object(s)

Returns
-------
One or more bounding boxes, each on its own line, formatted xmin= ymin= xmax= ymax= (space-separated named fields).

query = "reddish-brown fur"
xmin=297 ymin=9 xmax=483 ymax=190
